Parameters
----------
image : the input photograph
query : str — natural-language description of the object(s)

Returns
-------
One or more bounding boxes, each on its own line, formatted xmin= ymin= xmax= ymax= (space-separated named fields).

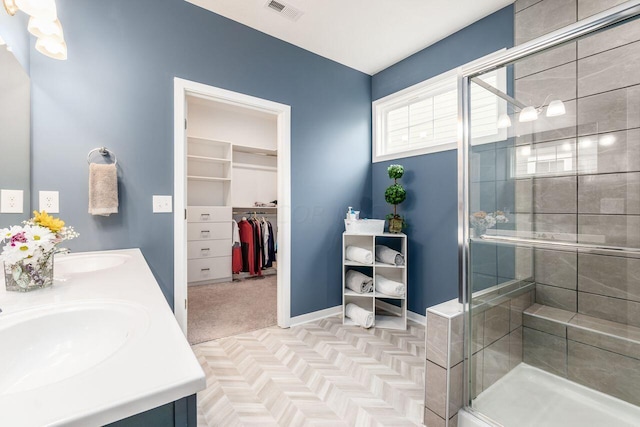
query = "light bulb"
xmin=546 ymin=99 xmax=566 ymax=117
xmin=15 ymin=0 xmax=57 ymax=20
xmin=497 ymin=113 xmax=512 ymax=129
xmin=28 ymin=16 xmax=64 ymax=42
xmin=35 ymin=36 xmax=67 ymax=60
xmin=519 ymin=106 xmax=538 ymax=122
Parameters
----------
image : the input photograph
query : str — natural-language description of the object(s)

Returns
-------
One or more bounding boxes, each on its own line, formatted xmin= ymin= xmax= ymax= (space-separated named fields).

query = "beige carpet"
xmin=193 ymin=317 xmax=425 ymax=426
xmin=188 ymin=275 xmax=277 ymax=344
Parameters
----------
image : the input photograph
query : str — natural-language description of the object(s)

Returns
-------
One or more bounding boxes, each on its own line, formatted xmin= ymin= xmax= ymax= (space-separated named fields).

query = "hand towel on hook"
xmin=89 ymin=163 xmax=118 ymax=216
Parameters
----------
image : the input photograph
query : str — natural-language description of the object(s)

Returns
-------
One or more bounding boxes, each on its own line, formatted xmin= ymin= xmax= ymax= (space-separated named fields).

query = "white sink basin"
xmin=55 ymin=253 xmax=130 ymax=278
xmin=0 ymin=301 xmax=149 ymax=395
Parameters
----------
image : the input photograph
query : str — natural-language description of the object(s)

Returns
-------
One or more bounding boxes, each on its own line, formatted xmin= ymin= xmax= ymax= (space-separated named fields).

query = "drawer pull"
xmin=200 ymin=214 xmax=210 ymax=219
xmin=201 ymin=230 xmax=210 ymax=235
xmin=201 ymin=268 xmax=210 ymax=272
xmin=201 ymin=248 xmax=210 ymax=253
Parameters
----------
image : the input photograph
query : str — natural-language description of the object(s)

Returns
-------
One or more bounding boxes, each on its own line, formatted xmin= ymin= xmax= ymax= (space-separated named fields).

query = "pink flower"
xmin=10 ymin=232 xmax=27 ymax=247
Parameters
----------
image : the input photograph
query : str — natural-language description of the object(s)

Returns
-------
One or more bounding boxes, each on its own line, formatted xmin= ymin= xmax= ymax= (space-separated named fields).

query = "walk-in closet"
xmin=185 ymin=96 xmax=279 ymax=344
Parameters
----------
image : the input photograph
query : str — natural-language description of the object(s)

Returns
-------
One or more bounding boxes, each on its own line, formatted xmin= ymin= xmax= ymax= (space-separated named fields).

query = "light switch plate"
xmin=153 ymin=195 xmax=172 ymax=213
xmin=1 ymin=189 xmax=24 ymax=213
xmin=39 ymin=191 xmax=60 ymax=213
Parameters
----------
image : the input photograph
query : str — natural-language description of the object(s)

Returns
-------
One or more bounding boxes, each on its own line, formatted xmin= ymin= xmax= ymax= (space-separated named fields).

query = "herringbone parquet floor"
xmin=193 ymin=316 xmax=425 ymax=427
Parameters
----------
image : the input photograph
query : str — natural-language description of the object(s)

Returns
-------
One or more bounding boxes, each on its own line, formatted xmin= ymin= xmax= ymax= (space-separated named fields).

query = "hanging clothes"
xmin=232 ymin=220 xmax=243 ymax=274
xmin=238 ymin=219 xmax=257 ymax=275
xmin=261 ymin=218 xmax=270 ymax=266
xmin=251 ymin=218 xmax=263 ymax=274
xmin=266 ymin=221 xmax=276 ymax=267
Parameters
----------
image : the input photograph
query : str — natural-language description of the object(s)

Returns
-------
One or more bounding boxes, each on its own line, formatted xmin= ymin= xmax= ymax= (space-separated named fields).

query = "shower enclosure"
xmin=459 ymin=2 xmax=640 ymax=425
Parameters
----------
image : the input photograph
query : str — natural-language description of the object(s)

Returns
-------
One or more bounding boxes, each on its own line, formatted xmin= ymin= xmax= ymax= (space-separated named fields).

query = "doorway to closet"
xmin=173 ymin=79 xmax=291 ymax=343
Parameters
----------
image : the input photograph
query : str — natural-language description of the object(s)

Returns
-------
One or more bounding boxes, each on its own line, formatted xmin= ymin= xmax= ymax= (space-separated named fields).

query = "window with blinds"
xmin=373 ymin=68 xmax=506 ymax=162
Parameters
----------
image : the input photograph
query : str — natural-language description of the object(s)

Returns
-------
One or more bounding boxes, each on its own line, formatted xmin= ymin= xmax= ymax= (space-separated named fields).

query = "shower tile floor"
xmin=474 ymin=364 xmax=640 ymax=426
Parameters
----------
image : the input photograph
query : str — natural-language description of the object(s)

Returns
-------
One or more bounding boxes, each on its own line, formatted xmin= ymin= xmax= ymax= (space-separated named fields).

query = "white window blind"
xmin=373 ymin=68 xmax=506 ymax=162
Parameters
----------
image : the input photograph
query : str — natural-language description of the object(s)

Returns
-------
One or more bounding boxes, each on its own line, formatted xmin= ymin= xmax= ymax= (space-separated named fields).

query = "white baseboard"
xmin=289 ymin=305 xmax=342 ymax=327
xmin=407 ymin=310 xmax=426 ymax=325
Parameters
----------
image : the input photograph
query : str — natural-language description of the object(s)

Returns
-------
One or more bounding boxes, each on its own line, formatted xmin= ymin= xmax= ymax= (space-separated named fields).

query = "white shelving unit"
xmin=187 ymin=136 xmax=233 ymax=285
xmin=342 ymin=232 xmax=407 ymax=330
xmin=187 ymin=136 xmax=232 ymax=207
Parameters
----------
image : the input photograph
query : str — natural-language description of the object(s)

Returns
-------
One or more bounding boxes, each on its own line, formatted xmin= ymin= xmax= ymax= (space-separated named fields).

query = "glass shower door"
xmin=463 ymin=12 xmax=640 ymax=426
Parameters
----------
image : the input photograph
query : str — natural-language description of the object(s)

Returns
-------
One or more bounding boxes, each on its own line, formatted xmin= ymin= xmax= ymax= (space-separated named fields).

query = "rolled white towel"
xmin=346 ymin=246 xmax=373 ymax=264
xmin=375 ymin=245 xmax=404 ymax=266
xmin=375 ymin=275 xmax=405 ymax=297
xmin=345 ymin=270 xmax=373 ymax=294
xmin=345 ymin=303 xmax=374 ymax=328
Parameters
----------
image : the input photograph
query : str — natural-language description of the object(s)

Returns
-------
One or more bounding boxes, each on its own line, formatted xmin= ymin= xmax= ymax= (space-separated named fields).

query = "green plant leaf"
xmin=384 ymin=183 xmax=406 ymax=205
xmin=387 ymin=164 xmax=404 ymax=179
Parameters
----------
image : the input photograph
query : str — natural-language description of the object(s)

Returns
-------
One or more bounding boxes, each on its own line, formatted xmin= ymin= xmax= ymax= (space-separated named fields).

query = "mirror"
xmin=0 ymin=44 xmax=30 ymax=228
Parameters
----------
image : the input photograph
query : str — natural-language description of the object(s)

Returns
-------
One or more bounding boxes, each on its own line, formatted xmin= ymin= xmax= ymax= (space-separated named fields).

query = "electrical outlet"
xmin=153 ymin=195 xmax=172 ymax=213
xmin=39 ymin=191 xmax=60 ymax=213
xmin=0 ymin=189 xmax=24 ymax=213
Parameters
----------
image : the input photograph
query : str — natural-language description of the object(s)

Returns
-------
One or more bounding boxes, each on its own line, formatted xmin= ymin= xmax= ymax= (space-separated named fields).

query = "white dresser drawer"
xmin=187 ymin=222 xmax=231 ymax=241
xmin=188 ymin=257 xmax=231 ymax=283
xmin=187 ymin=206 xmax=231 ymax=223
xmin=188 ymin=240 xmax=231 ymax=260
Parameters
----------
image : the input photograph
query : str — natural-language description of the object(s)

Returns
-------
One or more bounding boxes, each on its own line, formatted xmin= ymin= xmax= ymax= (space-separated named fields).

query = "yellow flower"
xmin=32 ymin=210 xmax=65 ymax=233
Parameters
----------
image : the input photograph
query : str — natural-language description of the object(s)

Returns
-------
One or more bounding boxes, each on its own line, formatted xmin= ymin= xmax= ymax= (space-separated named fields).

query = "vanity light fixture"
xmin=12 ymin=0 xmax=56 ymax=20
xmin=2 ymin=0 xmax=18 ymax=15
xmin=28 ymin=16 xmax=63 ymax=41
xmin=546 ymin=99 xmax=566 ymax=117
xmin=2 ymin=0 xmax=67 ymax=60
xmin=518 ymin=96 xmax=566 ymax=123
xmin=35 ymin=35 xmax=66 ymax=60
xmin=518 ymin=106 xmax=538 ymax=123
xmin=496 ymin=113 xmax=512 ymax=129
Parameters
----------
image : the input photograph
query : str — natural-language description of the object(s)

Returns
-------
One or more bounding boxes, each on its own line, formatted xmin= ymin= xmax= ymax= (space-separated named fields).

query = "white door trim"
xmin=173 ymin=77 xmax=292 ymax=334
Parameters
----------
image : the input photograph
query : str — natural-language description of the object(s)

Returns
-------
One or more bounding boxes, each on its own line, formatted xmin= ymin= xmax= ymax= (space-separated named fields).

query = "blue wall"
xmin=0 ymin=10 xmax=29 ymax=72
xmin=371 ymin=6 xmax=514 ymax=315
xmin=29 ymin=0 xmax=371 ymax=320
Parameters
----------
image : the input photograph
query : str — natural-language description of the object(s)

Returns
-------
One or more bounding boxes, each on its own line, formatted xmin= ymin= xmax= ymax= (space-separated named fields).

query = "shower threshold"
xmin=472 ymin=363 xmax=640 ymax=426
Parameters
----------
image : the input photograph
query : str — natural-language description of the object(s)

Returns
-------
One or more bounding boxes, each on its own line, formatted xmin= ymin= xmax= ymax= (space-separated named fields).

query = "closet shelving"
xmin=342 ymin=232 xmax=407 ymax=330
xmin=187 ymin=137 xmax=232 ymax=177
xmin=187 ymin=136 xmax=232 ymax=207
xmin=186 ymin=135 xmax=233 ymax=285
xmin=233 ymin=206 xmax=277 ymax=212
xmin=186 ymin=134 xmax=278 ymax=282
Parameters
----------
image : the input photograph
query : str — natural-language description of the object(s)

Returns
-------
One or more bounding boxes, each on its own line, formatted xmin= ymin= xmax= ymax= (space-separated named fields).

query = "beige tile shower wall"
xmin=424 ymin=287 xmax=534 ymax=426
xmin=514 ymin=0 xmax=640 ymax=326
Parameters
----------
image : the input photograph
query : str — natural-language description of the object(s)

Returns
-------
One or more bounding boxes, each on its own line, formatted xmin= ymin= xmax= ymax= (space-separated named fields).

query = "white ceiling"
xmin=185 ymin=0 xmax=513 ymax=75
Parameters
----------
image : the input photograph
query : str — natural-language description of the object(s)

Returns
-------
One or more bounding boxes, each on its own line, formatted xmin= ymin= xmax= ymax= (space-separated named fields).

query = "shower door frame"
xmin=457 ymin=1 xmax=640 ymax=423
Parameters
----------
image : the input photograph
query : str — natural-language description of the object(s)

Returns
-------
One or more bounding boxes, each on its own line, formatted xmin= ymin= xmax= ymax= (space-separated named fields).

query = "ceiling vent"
xmin=265 ymin=0 xmax=303 ymax=22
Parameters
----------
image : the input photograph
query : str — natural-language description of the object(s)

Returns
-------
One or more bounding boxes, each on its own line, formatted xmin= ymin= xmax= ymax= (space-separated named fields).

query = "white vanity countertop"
xmin=0 ymin=248 xmax=206 ymax=426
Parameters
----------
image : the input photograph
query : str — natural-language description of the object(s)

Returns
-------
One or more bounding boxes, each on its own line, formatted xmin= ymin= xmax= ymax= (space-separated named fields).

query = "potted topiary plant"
xmin=385 ymin=164 xmax=407 ymax=233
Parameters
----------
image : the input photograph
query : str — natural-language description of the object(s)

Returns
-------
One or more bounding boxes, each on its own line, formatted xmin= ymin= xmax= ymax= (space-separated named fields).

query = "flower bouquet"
xmin=470 ymin=210 xmax=509 ymax=237
xmin=1 ymin=211 xmax=78 ymax=292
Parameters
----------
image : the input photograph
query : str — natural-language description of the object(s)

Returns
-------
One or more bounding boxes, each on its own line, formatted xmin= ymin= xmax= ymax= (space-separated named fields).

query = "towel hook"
xmin=87 ymin=147 xmax=117 ymax=166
